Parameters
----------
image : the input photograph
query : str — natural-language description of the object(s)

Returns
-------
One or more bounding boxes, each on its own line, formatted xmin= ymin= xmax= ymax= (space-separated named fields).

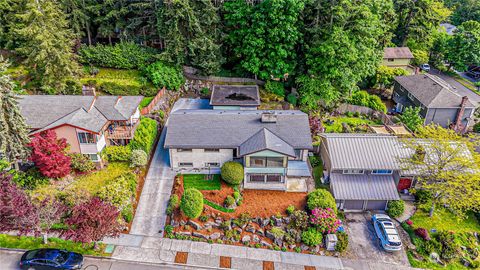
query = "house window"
xmin=250 ymin=157 xmax=284 ymax=167
xmin=78 ymin=132 xmax=96 ymax=144
xmin=294 ymin=150 xmax=303 ymax=160
xmin=387 ymin=58 xmax=394 ymax=62
xmin=248 ymin=174 xmax=283 ymax=183
xmin=177 ymin=149 xmax=192 ymax=152
xmin=407 ymin=92 xmax=414 ymax=101
xmin=178 ymin=162 xmax=193 ymax=167
xmin=88 ymin=154 xmax=99 ymax=162
xmin=372 ymin=169 xmax=393 ymax=175
xmin=205 ymin=162 xmax=220 ymax=167
xmin=204 ymin=149 xmax=220 ymax=152
xmin=342 ymin=169 xmax=365 ymax=174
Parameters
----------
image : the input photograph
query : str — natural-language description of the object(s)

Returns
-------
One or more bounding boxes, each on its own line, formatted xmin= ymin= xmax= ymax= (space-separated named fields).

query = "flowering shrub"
xmin=406 ymin=219 xmax=413 ymax=226
xmin=309 ymin=208 xmax=341 ymax=234
xmin=414 ymin=227 xmax=431 ymax=241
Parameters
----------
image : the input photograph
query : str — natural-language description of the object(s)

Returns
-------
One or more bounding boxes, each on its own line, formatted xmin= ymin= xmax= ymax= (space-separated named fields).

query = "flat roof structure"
xmin=209 ymin=85 xmax=260 ymax=107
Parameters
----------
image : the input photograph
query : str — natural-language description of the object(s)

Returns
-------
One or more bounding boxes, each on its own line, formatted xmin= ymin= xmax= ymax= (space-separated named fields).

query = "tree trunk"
xmin=93 ymin=241 xmax=98 ymax=250
xmin=86 ymin=23 xmax=92 ymax=46
xmin=43 ymin=233 xmax=48 ymax=244
xmin=108 ymin=35 xmax=112 ymax=45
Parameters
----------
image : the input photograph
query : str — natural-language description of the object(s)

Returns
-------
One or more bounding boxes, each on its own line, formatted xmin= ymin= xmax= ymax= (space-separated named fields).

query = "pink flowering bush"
xmin=406 ymin=220 xmax=413 ymax=226
xmin=309 ymin=208 xmax=341 ymax=234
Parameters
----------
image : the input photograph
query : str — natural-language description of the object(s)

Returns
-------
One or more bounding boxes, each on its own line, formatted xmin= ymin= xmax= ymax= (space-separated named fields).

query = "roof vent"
xmin=261 ymin=112 xmax=277 ymax=123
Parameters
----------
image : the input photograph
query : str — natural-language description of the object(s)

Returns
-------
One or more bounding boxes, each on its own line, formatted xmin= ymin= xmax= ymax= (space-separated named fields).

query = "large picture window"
xmin=249 ymin=157 xmax=284 ymax=167
xmin=78 ymin=132 xmax=96 ymax=144
xmin=372 ymin=169 xmax=393 ymax=175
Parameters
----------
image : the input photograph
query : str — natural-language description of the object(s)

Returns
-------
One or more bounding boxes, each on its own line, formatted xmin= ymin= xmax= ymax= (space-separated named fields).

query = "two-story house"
xmin=18 ymin=95 xmax=143 ymax=164
xmin=319 ymin=134 xmax=417 ymax=211
xmin=164 ymin=110 xmax=313 ymax=192
xmin=382 ymin=47 xmax=415 ymax=73
xmin=393 ymin=74 xmax=476 ymax=132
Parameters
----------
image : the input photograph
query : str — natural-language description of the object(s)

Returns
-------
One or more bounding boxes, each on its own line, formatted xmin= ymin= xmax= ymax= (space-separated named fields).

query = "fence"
xmin=140 ymin=87 xmax=166 ymax=115
xmin=183 ymin=66 xmax=265 ymax=85
xmin=335 ymin=103 xmax=395 ymax=125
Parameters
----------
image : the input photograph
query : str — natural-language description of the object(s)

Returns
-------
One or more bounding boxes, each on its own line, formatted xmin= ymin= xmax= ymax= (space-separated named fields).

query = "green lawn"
xmin=81 ymin=68 xmax=146 ymax=87
xmin=139 ymin=97 xmax=154 ymax=109
xmin=323 ymin=116 xmax=380 ymax=133
xmin=183 ymin=174 xmax=221 ymax=190
xmin=0 ymin=234 xmax=108 ymax=256
xmin=409 ymin=206 xmax=480 ymax=233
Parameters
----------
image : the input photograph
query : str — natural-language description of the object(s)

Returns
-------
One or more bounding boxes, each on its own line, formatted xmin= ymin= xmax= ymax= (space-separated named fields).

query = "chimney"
xmin=261 ymin=112 xmax=277 ymax=123
xmin=88 ymin=96 xmax=97 ymax=112
xmin=115 ymin=96 xmax=122 ymax=106
xmin=453 ymin=96 xmax=469 ymax=133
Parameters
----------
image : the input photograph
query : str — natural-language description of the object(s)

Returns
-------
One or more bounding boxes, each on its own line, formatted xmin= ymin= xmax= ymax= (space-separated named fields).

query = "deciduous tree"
xmin=445 ymin=21 xmax=480 ymax=72
xmin=375 ymin=65 xmax=409 ymax=90
xmin=399 ymin=106 xmax=423 ymax=132
xmin=400 ymin=124 xmax=480 ymax=217
xmin=0 ymin=172 xmax=39 ymax=235
xmin=0 ymin=57 xmax=30 ymax=162
xmin=35 ymin=197 xmax=66 ymax=244
xmin=28 ymin=130 xmax=71 ymax=179
xmin=62 ymin=197 xmax=122 ymax=245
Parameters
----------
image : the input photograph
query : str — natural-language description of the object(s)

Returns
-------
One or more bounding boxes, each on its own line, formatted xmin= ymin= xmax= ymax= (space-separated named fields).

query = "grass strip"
xmin=203 ymin=199 xmax=235 ymax=213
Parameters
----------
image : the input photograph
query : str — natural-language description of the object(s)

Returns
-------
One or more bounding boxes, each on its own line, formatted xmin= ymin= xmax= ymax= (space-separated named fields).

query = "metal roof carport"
xmin=330 ymin=173 xmax=400 ymax=211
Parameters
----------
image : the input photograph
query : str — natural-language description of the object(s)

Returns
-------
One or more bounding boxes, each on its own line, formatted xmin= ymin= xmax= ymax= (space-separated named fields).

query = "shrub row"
xmin=143 ymin=61 xmax=185 ymax=91
xmin=347 ymin=90 xmax=387 ymax=113
xmin=130 ymin=118 xmax=158 ymax=155
xmin=78 ymin=42 xmax=157 ymax=69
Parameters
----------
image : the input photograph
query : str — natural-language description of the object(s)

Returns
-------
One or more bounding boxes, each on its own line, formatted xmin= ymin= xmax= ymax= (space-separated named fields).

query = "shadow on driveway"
xmin=343 ymin=213 xmax=410 ymax=266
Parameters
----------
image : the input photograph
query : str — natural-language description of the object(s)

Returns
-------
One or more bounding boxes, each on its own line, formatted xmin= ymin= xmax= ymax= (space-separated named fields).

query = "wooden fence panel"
xmin=141 ymin=87 xmax=166 ymax=115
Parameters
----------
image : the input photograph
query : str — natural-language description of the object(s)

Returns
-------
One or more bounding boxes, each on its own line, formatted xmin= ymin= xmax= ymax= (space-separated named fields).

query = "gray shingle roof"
xmin=210 ymin=85 xmax=260 ymax=106
xmin=394 ymin=74 xmax=476 ymax=108
xmin=331 ymin=173 xmax=400 ymax=200
xmin=164 ymin=110 xmax=312 ymax=150
xmin=239 ymin=128 xmax=296 ymax=157
xmin=321 ymin=134 xmax=411 ymax=170
xmin=383 ymin=47 xmax=414 ymax=59
xmin=18 ymin=95 xmax=143 ymax=133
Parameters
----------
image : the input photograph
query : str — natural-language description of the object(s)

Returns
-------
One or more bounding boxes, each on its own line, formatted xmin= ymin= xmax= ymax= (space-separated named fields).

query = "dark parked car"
xmin=19 ymin=249 xmax=83 ymax=270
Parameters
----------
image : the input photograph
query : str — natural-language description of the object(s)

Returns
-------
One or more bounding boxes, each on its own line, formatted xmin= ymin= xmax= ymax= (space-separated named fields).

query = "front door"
xmin=398 ymin=177 xmax=413 ymax=191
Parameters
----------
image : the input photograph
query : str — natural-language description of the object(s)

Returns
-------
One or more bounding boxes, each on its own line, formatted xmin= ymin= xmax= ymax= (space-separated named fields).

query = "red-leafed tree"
xmin=0 ymin=172 xmax=39 ymax=235
xmin=28 ymin=130 xmax=71 ymax=178
xmin=309 ymin=115 xmax=324 ymax=137
xmin=62 ymin=197 xmax=123 ymax=246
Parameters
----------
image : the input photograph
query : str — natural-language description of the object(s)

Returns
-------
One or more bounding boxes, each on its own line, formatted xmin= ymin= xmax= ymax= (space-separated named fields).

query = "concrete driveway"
xmin=343 ymin=213 xmax=409 ymax=267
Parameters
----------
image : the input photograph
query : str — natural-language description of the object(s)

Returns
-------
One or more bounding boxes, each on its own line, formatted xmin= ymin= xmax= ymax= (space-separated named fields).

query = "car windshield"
xmin=54 ymin=251 xmax=69 ymax=263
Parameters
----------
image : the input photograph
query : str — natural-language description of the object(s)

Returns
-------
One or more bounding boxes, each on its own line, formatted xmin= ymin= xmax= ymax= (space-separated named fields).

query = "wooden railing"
xmin=141 ymin=87 xmax=166 ymax=115
xmin=105 ymin=121 xmax=140 ymax=140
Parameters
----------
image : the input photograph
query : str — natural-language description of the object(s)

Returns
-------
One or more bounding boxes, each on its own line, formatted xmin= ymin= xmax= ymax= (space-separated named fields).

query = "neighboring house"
xmin=393 ymin=74 xmax=476 ymax=132
xmin=164 ymin=110 xmax=313 ymax=192
xmin=210 ymin=85 xmax=260 ymax=110
xmin=18 ymin=95 xmax=143 ymax=163
xmin=319 ymin=134 xmax=416 ymax=211
xmin=382 ymin=47 xmax=415 ymax=73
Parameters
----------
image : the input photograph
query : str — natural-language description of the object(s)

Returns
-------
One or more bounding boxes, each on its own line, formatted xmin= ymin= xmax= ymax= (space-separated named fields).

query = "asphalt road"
xmin=0 ymin=249 xmax=215 ymax=270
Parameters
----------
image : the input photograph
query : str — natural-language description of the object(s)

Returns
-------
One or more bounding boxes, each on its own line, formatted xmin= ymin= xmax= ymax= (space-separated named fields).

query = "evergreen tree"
xmin=0 ymin=57 xmax=30 ymax=162
xmin=158 ymin=0 xmax=223 ymax=75
xmin=15 ymin=0 xmax=79 ymax=93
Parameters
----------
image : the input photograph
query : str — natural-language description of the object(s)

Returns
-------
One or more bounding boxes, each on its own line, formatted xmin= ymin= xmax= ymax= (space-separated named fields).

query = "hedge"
xmin=307 ymin=189 xmax=337 ymax=212
xmin=203 ymin=199 xmax=235 ymax=213
xmin=386 ymin=200 xmax=405 ymax=218
xmin=130 ymin=118 xmax=158 ymax=154
xmin=347 ymin=90 xmax=387 ymax=113
xmin=78 ymin=42 xmax=157 ymax=69
xmin=143 ymin=61 xmax=185 ymax=91
xmin=102 ymin=146 xmax=131 ymax=162
xmin=180 ymin=188 xmax=204 ymax=218
xmin=220 ymin=162 xmax=244 ymax=185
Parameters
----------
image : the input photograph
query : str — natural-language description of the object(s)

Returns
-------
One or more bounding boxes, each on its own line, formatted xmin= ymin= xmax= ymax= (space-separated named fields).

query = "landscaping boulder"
xmin=272 ymin=217 xmax=283 ymax=226
xmin=180 ymin=220 xmax=186 ymax=226
xmin=188 ymin=220 xmax=202 ymax=230
xmin=256 ymin=229 xmax=264 ymax=236
xmin=246 ymin=226 xmax=255 ymax=233
xmin=242 ymin=235 xmax=251 ymax=243
xmin=274 ymin=238 xmax=283 ymax=247
xmin=209 ymin=232 xmax=221 ymax=240
xmin=301 ymin=244 xmax=309 ymax=251
xmin=261 ymin=218 xmax=270 ymax=227
xmin=205 ymin=221 xmax=217 ymax=228
xmin=253 ymin=235 xmax=260 ymax=242
xmin=310 ymin=246 xmax=320 ymax=253
xmin=234 ymin=227 xmax=243 ymax=234
xmin=171 ymin=220 xmax=179 ymax=227
xmin=193 ymin=232 xmax=208 ymax=239
xmin=178 ymin=231 xmax=192 ymax=236
xmin=261 ymin=240 xmax=272 ymax=248
xmin=283 ymin=217 xmax=291 ymax=224
xmin=289 ymin=244 xmax=296 ymax=250
xmin=266 ymin=230 xmax=275 ymax=240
